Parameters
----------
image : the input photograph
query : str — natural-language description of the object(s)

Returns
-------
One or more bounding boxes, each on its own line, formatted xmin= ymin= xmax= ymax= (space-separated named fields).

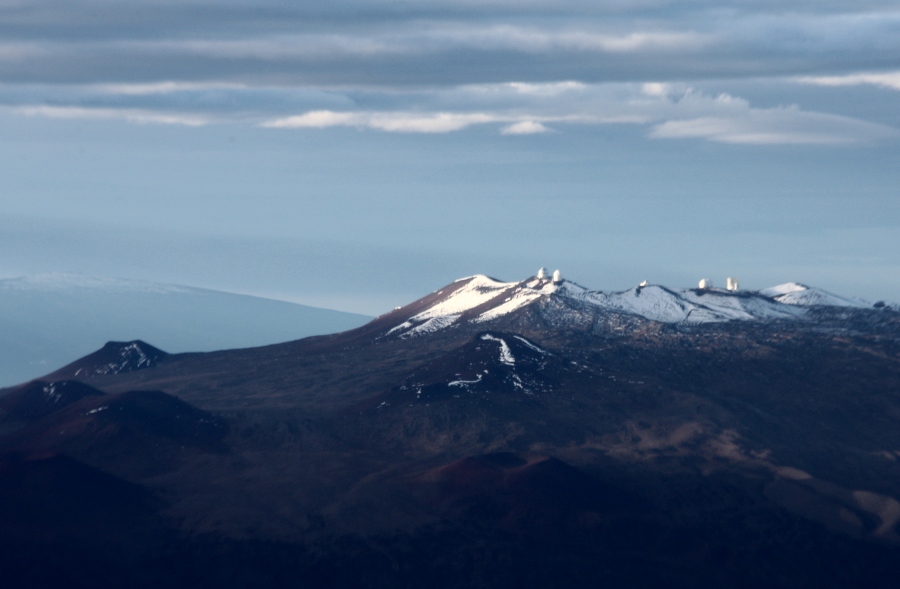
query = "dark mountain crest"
xmin=92 ymin=340 xmax=167 ymax=375
xmin=0 ymin=380 xmax=106 ymax=423
xmin=48 ymin=340 xmax=168 ymax=380
xmin=76 ymin=389 xmax=228 ymax=445
xmin=412 ymin=452 xmax=638 ymax=530
xmin=7 ymin=388 xmax=229 ymax=461
xmin=359 ymin=331 xmax=561 ymax=409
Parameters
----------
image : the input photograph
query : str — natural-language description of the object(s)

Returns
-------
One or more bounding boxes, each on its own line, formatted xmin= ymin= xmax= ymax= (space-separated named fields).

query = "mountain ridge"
xmin=375 ymin=273 xmax=890 ymax=341
xmin=2 ymin=270 xmax=899 ymax=588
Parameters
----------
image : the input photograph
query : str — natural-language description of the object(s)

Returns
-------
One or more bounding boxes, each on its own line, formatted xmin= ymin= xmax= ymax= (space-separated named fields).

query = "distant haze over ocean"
xmin=0 ymin=274 xmax=371 ymax=387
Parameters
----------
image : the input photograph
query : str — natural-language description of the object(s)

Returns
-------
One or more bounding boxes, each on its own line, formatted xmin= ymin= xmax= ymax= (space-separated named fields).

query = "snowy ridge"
xmin=96 ymin=342 xmax=156 ymax=375
xmin=414 ymin=276 xmax=522 ymax=321
xmin=382 ymin=274 xmax=886 ymax=338
xmin=569 ymin=284 xmax=806 ymax=323
xmin=759 ymin=282 xmax=871 ymax=308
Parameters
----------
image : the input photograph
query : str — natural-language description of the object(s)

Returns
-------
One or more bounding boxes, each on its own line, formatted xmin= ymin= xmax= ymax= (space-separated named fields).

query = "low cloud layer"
xmin=796 ymin=71 xmax=900 ymax=92
xmin=0 ymin=1 xmax=897 ymax=145
xmin=1 ymin=2 xmax=899 ymax=84
xmin=3 ymin=79 xmax=895 ymax=145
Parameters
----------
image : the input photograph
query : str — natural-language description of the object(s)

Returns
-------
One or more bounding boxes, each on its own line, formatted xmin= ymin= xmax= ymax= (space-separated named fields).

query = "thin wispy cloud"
xmin=14 ymin=105 xmax=211 ymax=126
xmin=2 ymin=3 xmax=899 ymax=85
xmin=647 ymin=91 xmax=899 ymax=145
xmin=263 ymin=111 xmax=499 ymax=133
xmin=501 ymin=121 xmax=550 ymax=135
xmin=5 ymin=80 xmax=896 ymax=145
xmin=257 ymin=84 xmax=896 ymax=144
xmin=795 ymin=71 xmax=900 ymax=92
xmin=649 ymin=114 xmax=890 ymax=145
xmin=412 ymin=25 xmax=713 ymax=54
xmin=95 ymin=81 xmax=249 ymax=96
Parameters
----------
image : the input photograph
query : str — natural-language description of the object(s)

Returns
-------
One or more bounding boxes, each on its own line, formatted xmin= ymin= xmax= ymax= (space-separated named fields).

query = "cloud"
xmin=418 ymin=25 xmax=713 ymax=54
xmin=641 ymin=82 xmax=673 ymax=97
xmin=263 ymin=110 xmax=357 ymax=129
xmin=506 ymin=81 xmax=586 ymax=96
xmin=95 ymin=81 xmax=249 ymax=96
xmin=13 ymin=105 xmax=210 ymax=126
xmin=501 ymin=120 xmax=550 ymax=135
xmin=2 ymin=4 xmax=900 ymax=86
xmin=257 ymin=83 xmax=899 ymax=144
xmin=264 ymin=110 xmax=501 ymax=133
xmin=651 ymin=117 xmax=841 ymax=145
xmin=367 ymin=112 xmax=497 ymax=133
xmin=649 ymin=106 xmax=898 ymax=145
xmin=148 ymin=35 xmax=406 ymax=60
xmin=6 ymin=77 xmax=893 ymax=145
xmin=795 ymin=71 xmax=900 ymax=92
xmin=0 ymin=42 xmax=44 ymax=61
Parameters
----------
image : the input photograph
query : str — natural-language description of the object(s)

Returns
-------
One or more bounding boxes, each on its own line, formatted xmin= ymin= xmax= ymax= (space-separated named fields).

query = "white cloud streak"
xmin=5 ymin=78 xmax=897 ymax=145
xmin=795 ymin=71 xmax=900 ymax=92
xmin=94 ymin=81 xmax=249 ymax=95
xmin=261 ymin=84 xmax=898 ymax=144
xmin=648 ymin=92 xmax=899 ymax=145
xmin=501 ymin=120 xmax=550 ymax=135
xmin=3 ymin=3 xmax=900 ymax=89
xmin=367 ymin=112 xmax=496 ymax=133
xmin=261 ymin=110 xmax=357 ymax=128
xmin=0 ymin=42 xmax=45 ymax=61
xmin=263 ymin=111 xmax=500 ymax=133
xmin=651 ymin=117 xmax=847 ymax=145
xmin=421 ymin=25 xmax=712 ymax=53
xmin=13 ymin=105 xmax=211 ymax=126
xmin=72 ymin=26 xmax=712 ymax=62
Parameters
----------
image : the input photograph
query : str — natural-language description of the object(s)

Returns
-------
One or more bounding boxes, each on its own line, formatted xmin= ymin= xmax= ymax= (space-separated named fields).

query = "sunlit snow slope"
xmin=380 ymin=273 xmax=883 ymax=338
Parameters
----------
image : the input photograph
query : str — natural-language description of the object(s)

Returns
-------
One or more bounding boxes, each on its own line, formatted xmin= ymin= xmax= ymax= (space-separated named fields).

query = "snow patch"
xmin=403 ymin=315 xmax=460 ymax=337
xmin=412 ymin=275 xmax=517 ymax=321
xmin=759 ymin=282 xmax=809 ymax=297
xmin=481 ymin=334 xmax=515 ymax=365
xmin=513 ymin=336 xmax=549 ymax=355
xmin=772 ymin=287 xmax=869 ymax=308
xmin=386 ymin=320 xmax=413 ymax=336
xmin=476 ymin=290 xmax=542 ymax=321
xmin=570 ymin=284 xmax=804 ymax=323
xmin=448 ymin=374 xmax=483 ymax=387
xmin=43 ymin=383 xmax=61 ymax=403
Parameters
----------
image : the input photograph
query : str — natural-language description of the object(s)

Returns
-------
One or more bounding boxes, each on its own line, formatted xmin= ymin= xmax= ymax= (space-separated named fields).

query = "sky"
xmin=1 ymin=0 xmax=899 ymax=315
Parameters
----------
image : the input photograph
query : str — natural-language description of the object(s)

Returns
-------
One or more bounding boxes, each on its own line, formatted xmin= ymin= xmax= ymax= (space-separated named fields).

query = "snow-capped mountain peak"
xmin=758 ymin=282 xmax=808 ymax=297
xmin=379 ymin=272 xmax=887 ymax=339
xmin=759 ymin=282 xmax=871 ymax=308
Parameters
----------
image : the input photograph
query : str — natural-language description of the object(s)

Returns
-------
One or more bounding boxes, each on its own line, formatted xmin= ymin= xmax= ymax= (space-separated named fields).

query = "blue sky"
xmin=1 ymin=0 xmax=899 ymax=314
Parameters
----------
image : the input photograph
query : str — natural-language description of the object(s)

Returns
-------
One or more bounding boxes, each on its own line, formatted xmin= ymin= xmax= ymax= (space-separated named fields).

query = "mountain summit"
xmin=376 ymin=272 xmax=883 ymax=339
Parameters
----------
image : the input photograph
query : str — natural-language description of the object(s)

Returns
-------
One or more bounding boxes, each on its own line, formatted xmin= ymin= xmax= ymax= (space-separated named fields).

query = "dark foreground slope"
xmin=2 ymin=276 xmax=900 ymax=588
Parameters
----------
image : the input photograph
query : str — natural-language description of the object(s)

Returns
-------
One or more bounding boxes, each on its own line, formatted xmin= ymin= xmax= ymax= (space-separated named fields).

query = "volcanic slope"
xmin=2 ymin=272 xmax=900 ymax=588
